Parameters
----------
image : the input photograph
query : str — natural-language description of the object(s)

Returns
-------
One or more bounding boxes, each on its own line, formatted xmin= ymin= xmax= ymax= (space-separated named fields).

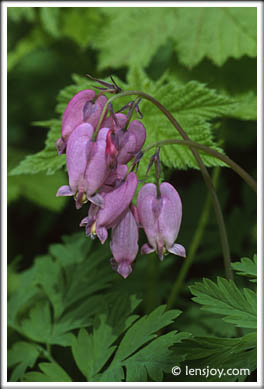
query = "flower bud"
xmin=110 ymin=208 xmax=139 ymax=279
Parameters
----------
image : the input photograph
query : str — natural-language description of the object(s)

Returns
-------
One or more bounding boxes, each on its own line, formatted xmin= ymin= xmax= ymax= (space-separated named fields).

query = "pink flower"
xmin=116 ymin=120 xmax=146 ymax=164
xmin=80 ymin=172 xmax=138 ymax=244
xmin=56 ymin=91 xmax=107 ymax=154
xmin=56 ymin=90 xmax=96 ymax=154
xmin=110 ymin=207 xmax=139 ymax=279
xmin=56 ymin=123 xmax=110 ymax=209
xmin=137 ymin=182 xmax=186 ymax=260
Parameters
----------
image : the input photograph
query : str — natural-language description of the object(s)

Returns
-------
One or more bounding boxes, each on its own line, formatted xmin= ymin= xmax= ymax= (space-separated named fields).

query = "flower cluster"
xmin=56 ymin=80 xmax=185 ymax=278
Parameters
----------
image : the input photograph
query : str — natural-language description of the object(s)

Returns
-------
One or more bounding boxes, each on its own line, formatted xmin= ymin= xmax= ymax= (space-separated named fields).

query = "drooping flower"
xmin=80 ymin=172 xmax=138 ymax=244
xmin=56 ymin=91 xmax=108 ymax=155
xmin=115 ymin=120 xmax=146 ymax=164
xmin=56 ymin=123 xmax=110 ymax=209
xmin=137 ymin=182 xmax=186 ymax=260
xmin=83 ymin=95 xmax=108 ymax=128
xmin=56 ymin=89 xmax=96 ymax=154
xmin=110 ymin=207 xmax=139 ymax=279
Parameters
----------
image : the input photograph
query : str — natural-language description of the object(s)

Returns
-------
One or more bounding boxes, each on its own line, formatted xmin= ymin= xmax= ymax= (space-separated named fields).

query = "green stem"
xmin=167 ymin=167 xmax=220 ymax=309
xmin=143 ymin=139 xmax=256 ymax=193
xmin=94 ymin=90 xmax=233 ymax=280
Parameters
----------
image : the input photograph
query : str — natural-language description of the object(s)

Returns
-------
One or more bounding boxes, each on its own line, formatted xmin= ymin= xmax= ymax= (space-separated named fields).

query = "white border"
xmin=2 ymin=1 xmax=263 ymax=388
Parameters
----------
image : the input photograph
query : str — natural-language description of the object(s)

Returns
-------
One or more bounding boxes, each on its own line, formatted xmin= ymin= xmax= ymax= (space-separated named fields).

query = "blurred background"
xmin=7 ymin=6 xmax=257 ymax=309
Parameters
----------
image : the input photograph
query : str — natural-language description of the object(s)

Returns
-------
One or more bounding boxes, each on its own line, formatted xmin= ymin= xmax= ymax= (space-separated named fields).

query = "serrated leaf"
xmin=8 ymin=342 xmax=41 ymax=381
xmin=124 ymin=331 xmax=190 ymax=382
xmin=61 ymin=8 xmax=103 ymax=49
xmin=23 ymin=362 xmax=72 ymax=382
xmin=173 ymin=8 xmax=257 ymax=68
xmin=94 ymin=8 xmax=177 ymax=70
xmin=189 ymin=277 xmax=256 ymax=328
xmin=72 ymin=317 xmax=117 ymax=381
xmin=113 ymin=305 xmax=182 ymax=363
xmin=231 ymin=254 xmax=257 ymax=282
xmin=173 ymin=332 xmax=256 ymax=382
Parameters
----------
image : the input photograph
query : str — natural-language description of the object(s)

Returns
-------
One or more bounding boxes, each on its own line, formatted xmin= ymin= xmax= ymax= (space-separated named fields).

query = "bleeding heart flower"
xmin=80 ymin=172 xmax=138 ymax=244
xmin=137 ymin=182 xmax=186 ymax=260
xmin=56 ymin=89 xmax=96 ymax=154
xmin=115 ymin=120 xmax=146 ymax=164
xmin=56 ymin=123 xmax=110 ymax=209
xmin=110 ymin=207 xmax=139 ymax=279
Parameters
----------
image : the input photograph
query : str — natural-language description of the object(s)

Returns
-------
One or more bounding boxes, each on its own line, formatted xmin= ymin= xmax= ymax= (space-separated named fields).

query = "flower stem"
xmin=167 ymin=167 xmax=220 ymax=309
xmin=143 ymin=139 xmax=256 ymax=193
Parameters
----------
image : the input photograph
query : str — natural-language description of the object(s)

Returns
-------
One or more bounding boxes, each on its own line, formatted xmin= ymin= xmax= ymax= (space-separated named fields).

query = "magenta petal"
xmin=66 ymin=123 xmax=94 ymax=194
xmin=158 ymin=182 xmax=182 ymax=248
xmin=62 ymin=90 xmax=96 ymax=143
xmin=88 ymin=193 xmax=104 ymax=208
xmin=117 ymin=120 xmax=146 ymax=164
xmin=96 ymin=226 xmax=108 ymax=244
xmin=83 ymin=95 xmax=107 ymax=128
xmin=102 ymin=113 xmax=128 ymax=132
xmin=56 ymin=185 xmax=75 ymax=197
xmin=137 ymin=183 xmax=159 ymax=249
xmin=141 ymin=243 xmax=155 ymax=256
xmin=117 ymin=262 xmax=132 ymax=279
xmin=96 ymin=172 xmax=138 ymax=230
xmin=168 ymin=243 xmax=186 ymax=258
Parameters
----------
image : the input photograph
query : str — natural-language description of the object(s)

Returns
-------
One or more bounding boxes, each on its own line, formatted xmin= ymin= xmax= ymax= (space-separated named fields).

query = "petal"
xmin=96 ymin=172 xmax=138 ymax=230
xmin=66 ymin=123 xmax=94 ymax=194
xmin=141 ymin=243 xmax=155 ymax=256
xmin=83 ymin=95 xmax=108 ymax=128
xmin=110 ymin=208 xmax=139 ymax=263
xmin=137 ymin=183 xmax=159 ymax=249
xmin=167 ymin=243 xmax=186 ymax=258
xmin=88 ymin=193 xmax=104 ymax=208
xmin=56 ymin=137 xmax=66 ymax=155
xmin=117 ymin=262 xmax=132 ymax=279
xmin=62 ymin=89 xmax=96 ymax=142
xmin=158 ymin=182 xmax=182 ymax=247
xmin=96 ymin=226 xmax=108 ymax=244
xmin=102 ymin=113 xmax=128 ymax=132
xmin=56 ymin=185 xmax=75 ymax=197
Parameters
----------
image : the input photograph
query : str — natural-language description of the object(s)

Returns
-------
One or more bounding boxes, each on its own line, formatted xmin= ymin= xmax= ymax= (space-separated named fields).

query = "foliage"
xmin=7 ymin=5 xmax=257 ymax=384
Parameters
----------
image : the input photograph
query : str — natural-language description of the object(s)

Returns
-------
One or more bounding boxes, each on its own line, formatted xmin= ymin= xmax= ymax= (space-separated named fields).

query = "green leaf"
xmin=23 ymin=362 xmax=72 ymax=382
xmin=9 ymin=119 xmax=65 ymax=175
xmin=173 ymin=8 xmax=257 ymax=68
xmin=40 ymin=8 xmax=61 ymax=38
xmin=189 ymin=277 xmax=257 ymax=328
xmin=19 ymin=300 xmax=74 ymax=346
xmin=61 ymin=8 xmax=103 ymax=49
xmin=72 ymin=316 xmax=118 ymax=381
xmin=231 ymin=254 xmax=257 ymax=282
xmin=125 ymin=67 xmax=231 ymax=173
xmin=94 ymin=8 xmax=256 ymax=70
xmin=174 ymin=332 xmax=256 ymax=382
xmin=124 ymin=331 xmax=190 ymax=382
xmin=104 ymin=306 xmax=190 ymax=382
xmin=8 ymin=7 xmax=36 ymax=23
xmin=8 ymin=342 xmax=40 ymax=381
xmin=94 ymin=8 xmax=177 ymax=70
